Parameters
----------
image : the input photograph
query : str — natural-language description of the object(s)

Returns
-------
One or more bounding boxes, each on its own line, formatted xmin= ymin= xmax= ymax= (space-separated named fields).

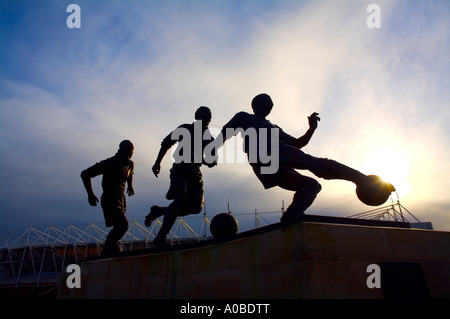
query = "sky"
xmin=1 ymin=0 xmax=449 ymax=238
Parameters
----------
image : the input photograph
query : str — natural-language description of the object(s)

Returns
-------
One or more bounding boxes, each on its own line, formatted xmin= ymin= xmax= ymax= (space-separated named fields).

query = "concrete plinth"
xmin=58 ymin=220 xmax=450 ymax=299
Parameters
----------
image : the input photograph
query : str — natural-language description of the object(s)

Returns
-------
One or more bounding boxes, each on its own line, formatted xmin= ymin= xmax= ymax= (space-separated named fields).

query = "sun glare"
xmin=361 ymin=148 xmax=411 ymax=199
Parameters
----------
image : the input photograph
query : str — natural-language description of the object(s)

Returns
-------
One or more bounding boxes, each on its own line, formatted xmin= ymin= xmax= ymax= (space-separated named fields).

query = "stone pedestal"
xmin=58 ymin=220 xmax=450 ymax=299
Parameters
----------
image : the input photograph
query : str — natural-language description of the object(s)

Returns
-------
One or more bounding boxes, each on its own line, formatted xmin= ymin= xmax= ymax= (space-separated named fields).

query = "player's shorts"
xmin=166 ymin=164 xmax=204 ymax=216
xmin=251 ymin=144 xmax=320 ymax=189
xmin=101 ymin=192 xmax=128 ymax=228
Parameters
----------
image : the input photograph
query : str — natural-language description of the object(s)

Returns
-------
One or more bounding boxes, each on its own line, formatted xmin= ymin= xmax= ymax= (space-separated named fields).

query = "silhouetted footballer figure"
xmin=81 ymin=140 xmax=135 ymax=257
xmin=145 ymin=106 xmax=216 ymax=247
xmin=216 ymin=93 xmax=394 ymax=222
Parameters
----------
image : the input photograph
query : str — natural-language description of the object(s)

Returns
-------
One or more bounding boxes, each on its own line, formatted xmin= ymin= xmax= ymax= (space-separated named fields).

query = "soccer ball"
xmin=356 ymin=175 xmax=396 ymax=206
xmin=210 ymin=213 xmax=238 ymax=239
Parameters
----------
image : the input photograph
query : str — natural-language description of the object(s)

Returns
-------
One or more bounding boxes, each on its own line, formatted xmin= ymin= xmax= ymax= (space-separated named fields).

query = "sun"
xmin=360 ymin=147 xmax=411 ymax=199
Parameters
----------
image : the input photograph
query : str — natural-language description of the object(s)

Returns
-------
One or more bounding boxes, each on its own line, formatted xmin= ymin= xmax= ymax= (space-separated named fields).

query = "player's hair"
xmin=195 ymin=106 xmax=211 ymax=120
xmin=251 ymin=93 xmax=272 ymax=112
xmin=119 ymin=140 xmax=134 ymax=151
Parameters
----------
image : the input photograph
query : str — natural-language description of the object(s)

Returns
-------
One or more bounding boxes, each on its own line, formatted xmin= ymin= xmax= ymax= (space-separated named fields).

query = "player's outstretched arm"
xmin=293 ymin=112 xmax=320 ymax=149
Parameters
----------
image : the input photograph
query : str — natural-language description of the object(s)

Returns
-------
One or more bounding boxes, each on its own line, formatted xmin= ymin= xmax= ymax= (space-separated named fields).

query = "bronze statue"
xmin=81 ymin=140 xmax=135 ymax=256
xmin=215 ymin=93 xmax=394 ymax=222
xmin=145 ymin=107 xmax=216 ymax=247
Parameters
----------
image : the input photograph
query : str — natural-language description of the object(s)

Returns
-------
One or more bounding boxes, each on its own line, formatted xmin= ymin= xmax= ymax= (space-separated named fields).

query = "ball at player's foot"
xmin=356 ymin=175 xmax=396 ymax=206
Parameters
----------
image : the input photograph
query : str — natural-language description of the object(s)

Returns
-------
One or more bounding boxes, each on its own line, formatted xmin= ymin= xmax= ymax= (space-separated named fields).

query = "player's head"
xmin=195 ymin=106 xmax=212 ymax=129
xmin=119 ymin=140 xmax=134 ymax=160
xmin=251 ymin=93 xmax=273 ymax=117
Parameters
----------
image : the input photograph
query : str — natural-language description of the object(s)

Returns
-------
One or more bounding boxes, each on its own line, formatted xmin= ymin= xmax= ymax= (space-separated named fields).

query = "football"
xmin=210 ymin=212 xmax=238 ymax=239
xmin=356 ymin=175 xmax=396 ymax=206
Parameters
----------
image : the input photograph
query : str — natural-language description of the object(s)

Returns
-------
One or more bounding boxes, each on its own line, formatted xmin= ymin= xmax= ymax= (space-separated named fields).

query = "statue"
xmin=145 ymin=107 xmax=216 ymax=247
xmin=214 ymin=94 xmax=395 ymax=222
xmin=81 ymin=140 xmax=135 ymax=256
